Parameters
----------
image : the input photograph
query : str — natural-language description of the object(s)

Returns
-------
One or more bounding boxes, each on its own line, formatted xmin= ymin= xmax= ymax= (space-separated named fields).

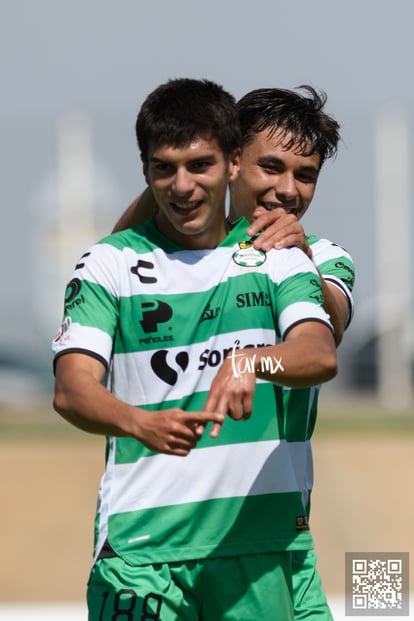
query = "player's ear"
xmin=228 ymin=148 xmax=240 ymax=183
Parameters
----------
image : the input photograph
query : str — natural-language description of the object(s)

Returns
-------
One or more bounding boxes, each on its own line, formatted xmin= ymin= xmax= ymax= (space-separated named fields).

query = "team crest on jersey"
xmin=232 ymin=241 xmax=266 ymax=267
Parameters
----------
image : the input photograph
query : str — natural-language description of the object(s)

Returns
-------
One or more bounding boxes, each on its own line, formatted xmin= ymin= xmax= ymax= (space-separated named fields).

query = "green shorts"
xmin=292 ymin=550 xmax=333 ymax=620
xmin=87 ymin=552 xmax=294 ymax=620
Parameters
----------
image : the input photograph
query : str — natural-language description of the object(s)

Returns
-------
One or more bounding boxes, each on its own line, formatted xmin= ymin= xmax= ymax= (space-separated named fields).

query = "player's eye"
xmin=296 ymin=169 xmax=318 ymax=184
xmin=190 ymin=160 xmax=212 ymax=172
xmin=152 ymin=162 xmax=174 ymax=175
xmin=261 ymin=164 xmax=281 ymax=175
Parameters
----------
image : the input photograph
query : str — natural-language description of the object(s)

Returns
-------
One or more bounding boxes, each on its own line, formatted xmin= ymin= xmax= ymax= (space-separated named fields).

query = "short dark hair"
xmin=136 ymin=78 xmax=241 ymax=163
xmin=237 ymin=85 xmax=340 ymax=167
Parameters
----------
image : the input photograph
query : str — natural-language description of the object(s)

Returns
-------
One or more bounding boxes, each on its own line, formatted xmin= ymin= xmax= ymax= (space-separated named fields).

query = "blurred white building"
xmin=375 ymin=107 xmax=413 ymax=410
xmin=31 ymin=111 xmax=121 ymax=345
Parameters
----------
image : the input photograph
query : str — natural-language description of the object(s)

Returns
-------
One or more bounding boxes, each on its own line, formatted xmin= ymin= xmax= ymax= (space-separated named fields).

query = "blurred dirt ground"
xmin=1 ymin=396 xmax=413 ymax=603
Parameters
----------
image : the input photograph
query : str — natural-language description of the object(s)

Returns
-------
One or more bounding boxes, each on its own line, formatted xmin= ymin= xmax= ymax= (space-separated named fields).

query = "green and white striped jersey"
xmin=52 ymin=217 xmax=333 ymax=566
xmin=281 ymin=234 xmax=355 ymax=512
xmin=309 ymin=234 xmax=354 ymax=326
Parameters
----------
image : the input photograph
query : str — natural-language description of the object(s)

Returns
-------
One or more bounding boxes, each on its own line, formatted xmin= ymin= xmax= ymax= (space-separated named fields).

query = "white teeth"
xmin=261 ymin=202 xmax=298 ymax=215
xmin=174 ymin=201 xmax=199 ymax=210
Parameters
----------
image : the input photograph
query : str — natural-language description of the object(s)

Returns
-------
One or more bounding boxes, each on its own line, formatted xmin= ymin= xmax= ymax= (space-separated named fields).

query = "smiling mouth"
xmin=260 ymin=201 xmax=299 ymax=215
xmin=171 ymin=200 xmax=203 ymax=213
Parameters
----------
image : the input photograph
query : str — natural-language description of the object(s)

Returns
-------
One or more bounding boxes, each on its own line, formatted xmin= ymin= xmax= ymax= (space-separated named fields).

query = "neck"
xmin=154 ymin=215 xmax=230 ymax=250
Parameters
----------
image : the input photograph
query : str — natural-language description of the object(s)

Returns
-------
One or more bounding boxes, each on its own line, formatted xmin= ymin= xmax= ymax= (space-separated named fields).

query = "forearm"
xmin=112 ymin=200 xmax=140 ymax=233
xmin=53 ymin=350 xmax=230 ymax=455
xmin=112 ymin=188 xmax=158 ymax=233
xmin=205 ymin=325 xmax=337 ymax=422
xmin=53 ymin=368 xmax=139 ymax=437
xmin=229 ymin=331 xmax=337 ymax=388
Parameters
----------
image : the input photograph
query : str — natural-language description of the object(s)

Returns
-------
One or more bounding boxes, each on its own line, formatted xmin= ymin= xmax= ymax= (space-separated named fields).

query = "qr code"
xmin=345 ymin=553 xmax=409 ymax=616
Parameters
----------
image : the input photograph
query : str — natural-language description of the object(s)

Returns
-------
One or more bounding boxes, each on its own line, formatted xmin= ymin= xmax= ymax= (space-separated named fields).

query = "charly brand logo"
xmin=228 ymin=340 xmax=284 ymax=378
xmin=150 ymin=350 xmax=189 ymax=386
xmin=232 ymin=241 xmax=266 ymax=267
xmin=130 ymin=259 xmax=158 ymax=284
xmin=75 ymin=251 xmax=91 ymax=270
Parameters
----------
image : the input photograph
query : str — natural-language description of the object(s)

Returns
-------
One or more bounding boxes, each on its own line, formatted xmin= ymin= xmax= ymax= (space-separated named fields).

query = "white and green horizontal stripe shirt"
xmin=281 ymin=234 xmax=355 ymax=512
xmin=52 ymin=217 xmax=332 ymax=566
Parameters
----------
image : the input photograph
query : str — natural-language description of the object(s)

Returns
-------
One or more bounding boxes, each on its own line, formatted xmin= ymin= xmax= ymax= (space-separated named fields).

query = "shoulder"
xmin=265 ymin=245 xmax=318 ymax=282
xmin=85 ymin=224 xmax=169 ymax=269
xmin=307 ymin=235 xmax=353 ymax=263
xmin=307 ymin=233 xmax=350 ymax=252
xmin=307 ymin=235 xmax=355 ymax=290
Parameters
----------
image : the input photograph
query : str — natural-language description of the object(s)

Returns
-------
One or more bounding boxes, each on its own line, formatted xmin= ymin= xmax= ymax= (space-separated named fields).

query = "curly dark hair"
xmin=237 ymin=85 xmax=340 ymax=167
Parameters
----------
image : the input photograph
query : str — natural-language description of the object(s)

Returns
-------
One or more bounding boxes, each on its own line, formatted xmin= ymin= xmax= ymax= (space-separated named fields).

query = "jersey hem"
xmin=105 ymin=535 xmax=315 ymax=567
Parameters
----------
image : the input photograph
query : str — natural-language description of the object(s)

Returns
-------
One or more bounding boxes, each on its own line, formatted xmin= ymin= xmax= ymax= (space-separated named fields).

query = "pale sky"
xmin=4 ymin=1 xmax=414 ymax=111
xmin=1 ymin=0 xmax=413 ymax=382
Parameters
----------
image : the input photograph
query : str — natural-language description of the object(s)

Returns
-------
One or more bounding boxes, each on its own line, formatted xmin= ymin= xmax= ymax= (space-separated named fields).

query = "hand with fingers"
xmin=135 ymin=408 xmax=225 ymax=456
xmin=247 ymin=207 xmax=311 ymax=257
xmin=203 ymin=355 xmax=257 ymax=438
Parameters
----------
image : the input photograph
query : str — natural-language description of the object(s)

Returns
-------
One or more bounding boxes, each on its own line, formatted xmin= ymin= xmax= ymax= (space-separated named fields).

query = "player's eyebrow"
xmin=257 ymin=155 xmax=283 ymax=165
xmin=150 ymin=154 xmax=217 ymax=167
xmin=257 ymin=155 xmax=318 ymax=173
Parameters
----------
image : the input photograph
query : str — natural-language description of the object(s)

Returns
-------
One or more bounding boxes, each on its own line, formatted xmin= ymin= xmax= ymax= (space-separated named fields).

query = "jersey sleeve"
xmin=52 ymin=241 xmax=121 ymax=369
xmin=267 ymin=246 xmax=334 ymax=340
xmin=307 ymin=235 xmax=355 ymax=328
